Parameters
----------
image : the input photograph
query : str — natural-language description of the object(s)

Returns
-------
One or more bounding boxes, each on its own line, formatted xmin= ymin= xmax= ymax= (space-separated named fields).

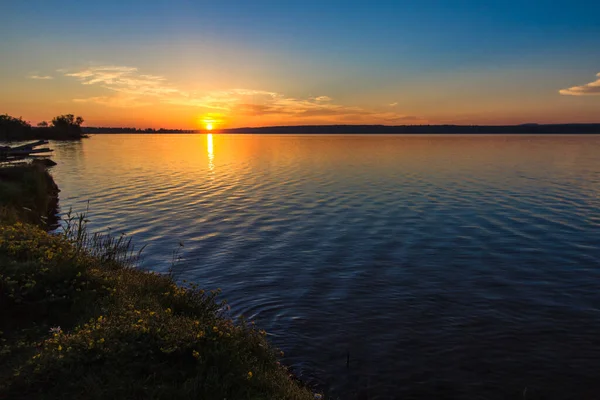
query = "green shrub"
xmin=0 ymin=223 xmax=317 ymax=400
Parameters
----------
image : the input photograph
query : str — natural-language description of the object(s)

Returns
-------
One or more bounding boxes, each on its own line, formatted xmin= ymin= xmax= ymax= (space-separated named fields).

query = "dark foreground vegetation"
xmin=0 ymin=114 xmax=86 ymax=141
xmin=0 ymin=164 xmax=316 ymax=400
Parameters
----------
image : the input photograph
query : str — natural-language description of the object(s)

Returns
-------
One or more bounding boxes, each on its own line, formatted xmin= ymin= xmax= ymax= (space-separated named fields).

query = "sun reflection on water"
xmin=207 ymin=134 xmax=214 ymax=171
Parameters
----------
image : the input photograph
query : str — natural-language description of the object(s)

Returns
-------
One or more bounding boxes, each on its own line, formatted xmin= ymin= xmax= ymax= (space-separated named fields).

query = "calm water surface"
xmin=51 ymin=134 xmax=600 ymax=399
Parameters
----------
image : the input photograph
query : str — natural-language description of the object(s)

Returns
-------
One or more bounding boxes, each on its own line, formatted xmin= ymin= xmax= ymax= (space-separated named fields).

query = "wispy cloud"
xmin=65 ymin=66 xmax=180 ymax=96
xmin=73 ymin=94 xmax=152 ymax=108
xmin=230 ymin=89 xmax=279 ymax=97
xmin=29 ymin=75 xmax=54 ymax=80
xmin=233 ymin=96 xmax=426 ymax=124
xmin=560 ymin=72 xmax=600 ymax=96
xmin=163 ymin=89 xmax=280 ymax=110
xmin=389 ymin=102 xmax=398 ymax=107
xmin=61 ymin=64 xmax=425 ymax=123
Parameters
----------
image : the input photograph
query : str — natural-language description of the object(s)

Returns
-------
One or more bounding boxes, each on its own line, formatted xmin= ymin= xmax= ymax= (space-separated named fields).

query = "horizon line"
xmin=80 ymin=122 xmax=600 ymax=131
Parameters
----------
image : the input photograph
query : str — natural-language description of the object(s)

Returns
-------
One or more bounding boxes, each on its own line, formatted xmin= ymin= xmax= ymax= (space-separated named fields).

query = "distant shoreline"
xmin=83 ymin=124 xmax=600 ymax=135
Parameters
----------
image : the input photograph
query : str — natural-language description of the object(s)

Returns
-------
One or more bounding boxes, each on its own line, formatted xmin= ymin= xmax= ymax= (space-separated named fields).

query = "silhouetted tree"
xmin=37 ymin=121 xmax=49 ymax=128
xmin=0 ymin=114 xmax=32 ymax=140
xmin=51 ymin=114 xmax=85 ymax=139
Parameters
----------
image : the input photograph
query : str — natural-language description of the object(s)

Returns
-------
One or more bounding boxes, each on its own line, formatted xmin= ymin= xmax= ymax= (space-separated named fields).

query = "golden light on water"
xmin=207 ymin=134 xmax=214 ymax=171
xmin=207 ymin=133 xmax=213 ymax=154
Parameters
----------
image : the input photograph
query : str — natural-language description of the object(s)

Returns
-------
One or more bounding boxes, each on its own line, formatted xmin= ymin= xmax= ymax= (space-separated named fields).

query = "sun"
xmin=199 ymin=114 xmax=224 ymax=131
xmin=199 ymin=113 xmax=224 ymax=131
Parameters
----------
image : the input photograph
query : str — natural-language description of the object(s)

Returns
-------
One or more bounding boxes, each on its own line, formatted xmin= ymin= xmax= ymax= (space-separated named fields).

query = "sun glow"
xmin=199 ymin=113 xmax=224 ymax=131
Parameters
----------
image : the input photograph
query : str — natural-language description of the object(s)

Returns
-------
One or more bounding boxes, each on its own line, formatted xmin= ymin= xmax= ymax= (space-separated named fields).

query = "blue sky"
xmin=1 ymin=0 xmax=599 ymax=127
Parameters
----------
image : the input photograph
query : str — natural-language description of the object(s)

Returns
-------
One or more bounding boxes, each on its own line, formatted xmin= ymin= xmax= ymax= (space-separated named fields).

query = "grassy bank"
xmin=0 ymin=164 xmax=317 ymax=400
xmin=0 ymin=163 xmax=59 ymax=227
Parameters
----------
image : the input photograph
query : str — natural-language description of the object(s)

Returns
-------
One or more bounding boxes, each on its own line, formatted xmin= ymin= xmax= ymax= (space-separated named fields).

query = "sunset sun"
xmin=206 ymin=123 xmax=213 ymax=131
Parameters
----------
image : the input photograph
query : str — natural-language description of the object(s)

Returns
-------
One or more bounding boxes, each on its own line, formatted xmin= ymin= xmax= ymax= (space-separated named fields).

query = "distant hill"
xmin=83 ymin=124 xmax=600 ymax=135
xmin=221 ymin=124 xmax=600 ymax=134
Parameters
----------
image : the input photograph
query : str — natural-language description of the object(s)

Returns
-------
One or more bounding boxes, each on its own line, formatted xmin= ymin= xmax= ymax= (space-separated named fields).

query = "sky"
xmin=1 ymin=0 xmax=599 ymax=129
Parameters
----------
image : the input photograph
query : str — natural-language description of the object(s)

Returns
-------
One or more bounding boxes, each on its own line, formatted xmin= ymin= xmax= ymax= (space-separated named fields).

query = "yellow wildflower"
xmin=247 ymin=371 xmax=253 ymax=379
xmin=192 ymin=350 xmax=200 ymax=359
xmin=98 ymin=338 xmax=105 ymax=344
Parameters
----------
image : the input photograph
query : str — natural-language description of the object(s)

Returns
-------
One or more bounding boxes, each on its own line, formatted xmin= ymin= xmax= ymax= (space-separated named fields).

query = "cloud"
xmin=164 ymin=96 xmax=231 ymax=110
xmin=65 ymin=66 xmax=180 ymax=96
xmin=234 ymin=96 xmax=425 ymax=123
xmin=559 ymin=72 xmax=600 ymax=96
xmin=380 ymin=114 xmax=423 ymax=122
xmin=164 ymin=89 xmax=280 ymax=110
xmin=230 ymin=89 xmax=279 ymax=97
xmin=64 ymin=65 xmax=187 ymax=108
xmin=234 ymin=95 xmax=365 ymax=118
xmin=29 ymin=75 xmax=54 ymax=80
xmin=389 ymin=102 xmax=398 ymax=107
xmin=73 ymin=95 xmax=152 ymax=108
xmin=62 ymin=64 xmax=425 ymax=123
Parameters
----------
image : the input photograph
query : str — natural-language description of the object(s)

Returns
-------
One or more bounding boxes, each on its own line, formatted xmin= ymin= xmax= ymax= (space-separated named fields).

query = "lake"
xmin=50 ymin=134 xmax=600 ymax=399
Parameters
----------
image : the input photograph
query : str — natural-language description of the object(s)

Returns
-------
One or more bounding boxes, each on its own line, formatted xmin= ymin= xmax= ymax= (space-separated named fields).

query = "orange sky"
xmin=2 ymin=2 xmax=600 ymax=129
xmin=2 ymin=64 xmax=599 ymax=130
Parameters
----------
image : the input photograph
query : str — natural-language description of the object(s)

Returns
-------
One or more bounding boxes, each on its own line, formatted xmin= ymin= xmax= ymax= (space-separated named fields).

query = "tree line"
xmin=0 ymin=114 xmax=85 ymax=141
xmin=222 ymin=124 xmax=600 ymax=134
xmin=83 ymin=127 xmax=197 ymax=134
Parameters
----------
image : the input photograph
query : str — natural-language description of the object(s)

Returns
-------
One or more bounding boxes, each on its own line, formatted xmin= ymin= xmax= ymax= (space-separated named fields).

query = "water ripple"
xmin=51 ymin=134 xmax=600 ymax=399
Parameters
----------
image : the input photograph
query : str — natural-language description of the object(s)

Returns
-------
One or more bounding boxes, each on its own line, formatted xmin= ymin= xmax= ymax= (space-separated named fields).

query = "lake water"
xmin=50 ymin=134 xmax=600 ymax=399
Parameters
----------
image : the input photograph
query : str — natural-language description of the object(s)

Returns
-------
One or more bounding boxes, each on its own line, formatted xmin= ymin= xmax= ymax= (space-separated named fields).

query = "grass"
xmin=0 ymin=165 xmax=318 ymax=400
xmin=0 ymin=163 xmax=59 ymax=227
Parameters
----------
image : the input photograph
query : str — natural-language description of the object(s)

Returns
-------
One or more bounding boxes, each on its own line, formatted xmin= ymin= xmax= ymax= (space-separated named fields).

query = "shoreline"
xmin=0 ymin=163 xmax=320 ymax=399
